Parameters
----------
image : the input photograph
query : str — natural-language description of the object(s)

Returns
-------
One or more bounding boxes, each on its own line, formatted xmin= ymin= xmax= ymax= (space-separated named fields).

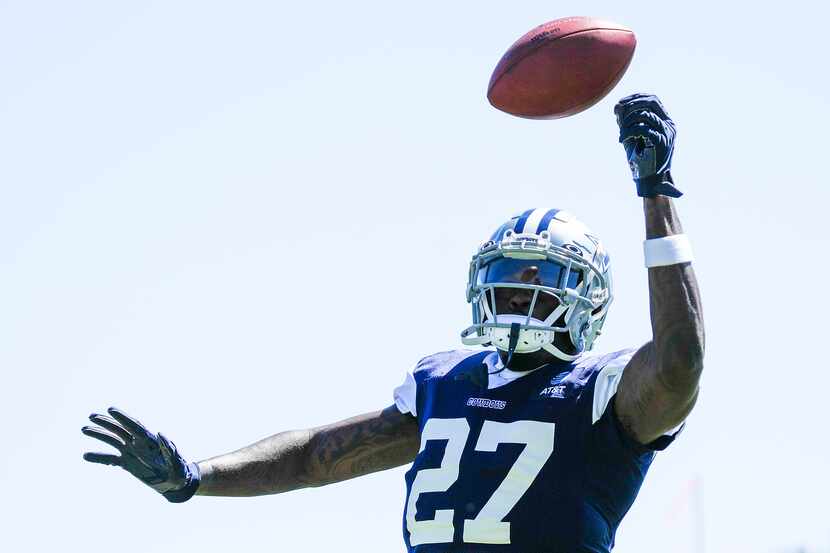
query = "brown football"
xmin=488 ymin=17 xmax=636 ymax=119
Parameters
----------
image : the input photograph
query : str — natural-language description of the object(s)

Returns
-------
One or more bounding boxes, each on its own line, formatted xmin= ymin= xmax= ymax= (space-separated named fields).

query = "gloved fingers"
xmin=615 ymin=94 xmax=670 ymax=123
xmin=615 ymin=92 xmax=654 ymax=106
xmin=157 ymin=432 xmax=185 ymax=473
xmin=620 ymin=125 xmax=664 ymax=148
xmin=615 ymin=94 xmax=669 ymax=118
xmin=620 ymin=112 xmax=676 ymax=143
xmin=81 ymin=426 xmax=127 ymax=451
xmin=108 ymin=407 xmax=154 ymax=442
xmin=88 ymin=413 xmax=133 ymax=444
xmin=614 ymin=93 xmax=651 ymax=120
xmin=619 ymin=109 xmax=667 ymax=132
xmin=620 ymin=123 xmax=666 ymax=145
xmin=83 ymin=451 xmax=123 ymax=466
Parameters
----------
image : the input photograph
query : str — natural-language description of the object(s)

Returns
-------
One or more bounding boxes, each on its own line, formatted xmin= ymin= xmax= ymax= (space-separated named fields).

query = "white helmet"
xmin=461 ymin=208 xmax=613 ymax=362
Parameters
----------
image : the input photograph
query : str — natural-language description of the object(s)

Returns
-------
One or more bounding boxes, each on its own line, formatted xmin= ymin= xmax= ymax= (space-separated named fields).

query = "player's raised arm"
xmin=611 ymin=94 xmax=706 ymax=445
xmin=82 ymin=405 xmax=419 ymax=501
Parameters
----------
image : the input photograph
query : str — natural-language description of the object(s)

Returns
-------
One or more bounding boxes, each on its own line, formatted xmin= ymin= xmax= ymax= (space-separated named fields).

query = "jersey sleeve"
xmin=393 ymin=371 xmax=417 ymax=416
xmin=590 ymin=350 xmax=634 ymax=425
xmin=392 ymin=350 xmax=487 ymax=418
xmin=587 ymin=349 xmax=684 ymax=452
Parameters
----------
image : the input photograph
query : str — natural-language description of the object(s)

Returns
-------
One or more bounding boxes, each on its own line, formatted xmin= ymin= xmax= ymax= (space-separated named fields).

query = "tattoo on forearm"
xmin=309 ymin=406 xmax=420 ymax=486
xmin=195 ymin=406 xmax=419 ymax=497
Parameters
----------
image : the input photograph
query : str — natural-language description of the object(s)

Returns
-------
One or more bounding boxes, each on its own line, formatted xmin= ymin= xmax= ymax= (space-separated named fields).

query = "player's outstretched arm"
xmin=197 ymin=405 xmax=419 ymax=496
xmin=612 ymin=94 xmax=706 ymax=445
xmin=83 ymin=405 xmax=420 ymax=500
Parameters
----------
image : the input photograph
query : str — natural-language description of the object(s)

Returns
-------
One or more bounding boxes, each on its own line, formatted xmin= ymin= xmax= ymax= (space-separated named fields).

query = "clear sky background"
xmin=2 ymin=1 xmax=828 ymax=552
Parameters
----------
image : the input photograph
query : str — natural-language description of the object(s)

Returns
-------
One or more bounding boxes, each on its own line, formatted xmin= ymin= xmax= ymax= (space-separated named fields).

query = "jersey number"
xmin=405 ymin=418 xmax=555 ymax=545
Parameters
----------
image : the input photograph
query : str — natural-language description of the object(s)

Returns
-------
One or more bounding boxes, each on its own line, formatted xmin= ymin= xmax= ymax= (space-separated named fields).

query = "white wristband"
xmin=643 ymin=234 xmax=694 ymax=268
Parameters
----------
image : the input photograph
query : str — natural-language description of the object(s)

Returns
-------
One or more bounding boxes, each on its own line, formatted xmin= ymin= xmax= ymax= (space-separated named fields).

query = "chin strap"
xmin=505 ymin=322 xmax=521 ymax=368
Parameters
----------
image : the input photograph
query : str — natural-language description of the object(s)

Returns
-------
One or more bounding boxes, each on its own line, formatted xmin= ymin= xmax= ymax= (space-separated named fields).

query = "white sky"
xmin=2 ymin=1 xmax=828 ymax=552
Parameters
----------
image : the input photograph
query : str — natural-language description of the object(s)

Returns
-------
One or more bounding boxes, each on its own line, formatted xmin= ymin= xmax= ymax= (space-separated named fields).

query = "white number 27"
xmin=405 ymin=418 xmax=555 ymax=546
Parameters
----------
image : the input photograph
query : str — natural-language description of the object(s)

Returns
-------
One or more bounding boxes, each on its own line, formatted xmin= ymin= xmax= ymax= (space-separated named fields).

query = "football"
xmin=487 ymin=17 xmax=636 ymax=119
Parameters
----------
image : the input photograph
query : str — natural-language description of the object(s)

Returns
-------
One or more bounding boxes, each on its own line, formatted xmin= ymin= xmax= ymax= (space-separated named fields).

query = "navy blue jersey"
xmin=394 ymin=349 xmax=677 ymax=553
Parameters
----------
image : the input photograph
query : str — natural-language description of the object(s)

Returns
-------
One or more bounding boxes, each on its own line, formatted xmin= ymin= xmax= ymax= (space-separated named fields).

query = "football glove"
xmin=82 ymin=406 xmax=200 ymax=503
xmin=614 ymin=93 xmax=682 ymax=198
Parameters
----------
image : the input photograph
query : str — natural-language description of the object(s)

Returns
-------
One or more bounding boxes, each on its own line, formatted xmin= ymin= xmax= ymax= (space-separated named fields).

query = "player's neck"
xmin=497 ymin=350 xmax=564 ymax=372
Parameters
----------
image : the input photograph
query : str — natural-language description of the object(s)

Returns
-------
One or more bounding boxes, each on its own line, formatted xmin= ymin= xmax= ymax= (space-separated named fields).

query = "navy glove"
xmin=614 ymin=93 xmax=682 ymax=198
xmin=82 ymin=407 xmax=200 ymax=503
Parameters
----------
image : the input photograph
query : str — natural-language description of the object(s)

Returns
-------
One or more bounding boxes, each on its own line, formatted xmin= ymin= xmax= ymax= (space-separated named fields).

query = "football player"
xmin=82 ymin=94 xmax=704 ymax=552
